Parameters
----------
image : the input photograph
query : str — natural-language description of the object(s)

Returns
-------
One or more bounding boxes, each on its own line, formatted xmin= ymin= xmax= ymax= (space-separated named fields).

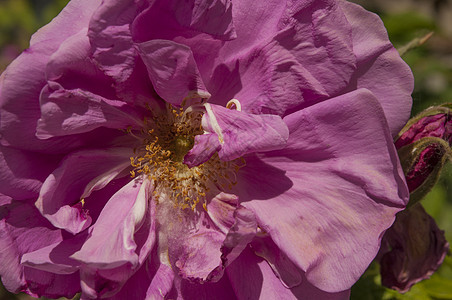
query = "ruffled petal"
xmin=71 ymin=177 xmax=154 ymax=268
xmin=132 ymin=0 xmax=235 ymax=42
xmin=236 ymin=89 xmax=408 ymax=292
xmin=339 ymin=1 xmax=413 ymax=136
xmin=44 ymin=28 xmax=116 ymax=99
xmin=208 ymin=0 xmax=356 ymax=115
xmin=36 ymin=148 xmax=131 ymax=234
xmin=88 ymin=0 xmax=138 ymax=83
xmin=37 ymin=81 xmax=144 ymax=138
xmin=166 ymin=192 xmax=256 ymax=282
xmin=0 ymin=0 xmax=102 ymax=152
xmin=137 ymin=39 xmax=210 ymax=105
xmin=0 ymin=202 xmax=62 ymax=293
xmin=196 ymin=103 xmax=288 ymax=162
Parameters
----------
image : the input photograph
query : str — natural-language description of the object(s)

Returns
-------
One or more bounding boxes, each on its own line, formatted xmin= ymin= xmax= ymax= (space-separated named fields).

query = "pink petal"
xmin=21 ymin=232 xmax=87 ymax=275
xmin=137 ymin=39 xmax=210 ymax=105
xmin=0 ymin=145 xmax=60 ymax=200
xmin=199 ymin=104 xmax=289 ymax=161
xmin=227 ymin=247 xmax=351 ymax=300
xmin=0 ymin=0 xmax=102 ymax=152
xmin=88 ymin=0 xmax=138 ymax=83
xmin=22 ymin=267 xmax=80 ymax=299
xmin=208 ymin=0 xmax=355 ymax=115
xmin=44 ymin=28 xmax=116 ymax=99
xmin=0 ymin=202 xmax=62 ymax=293
xmin=173 ymin=0 xmax=236 ymax=40
xmin=37 ymin=81 xmax=144 ymax=139
xmin=71 ymin=177 xmax=154 ymax=268
xmin=251 ymin=236 xmax=302 ymax=289
xmin=36 ymin=148 xmax=131 ymax=234
xmin=236 ymin=89 xmax=408 ymax=292
xmin=169 ymin=192 xmax=256 ymax=282
xmin=339 ymin=1 xmax=413 ymax=136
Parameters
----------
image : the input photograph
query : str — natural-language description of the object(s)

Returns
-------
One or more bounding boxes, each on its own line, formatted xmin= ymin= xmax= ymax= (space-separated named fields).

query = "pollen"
xmin=129 ymin=103 xmax=244 ymax=210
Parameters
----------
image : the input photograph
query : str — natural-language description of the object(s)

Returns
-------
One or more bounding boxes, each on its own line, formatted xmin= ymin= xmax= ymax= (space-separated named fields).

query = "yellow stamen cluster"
xmin=129 ymin=103 xmax=244 ymax=210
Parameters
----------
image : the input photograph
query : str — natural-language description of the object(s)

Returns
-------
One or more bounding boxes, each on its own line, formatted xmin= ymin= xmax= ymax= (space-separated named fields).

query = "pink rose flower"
xmin=0 ymin=0 xmax=413 ymax=299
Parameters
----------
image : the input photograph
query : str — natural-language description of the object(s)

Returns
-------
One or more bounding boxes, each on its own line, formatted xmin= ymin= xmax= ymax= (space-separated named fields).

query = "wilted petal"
xmin=37 ymin=82 xmax=143 ymax=138
xmin=168 ymin=192 xmax=255 ymax=282
xmin=379 ymin=204 xmax=449 ymax=292
xmin=201 ymin=103 xmax=289 ymax=161
xmin=137 ymin=39 xmax=210 ymax=105
xmin=237 ymin=89 xmax=408 ymax=292
xmin=36 ymin=148 xmax=131 ymax=234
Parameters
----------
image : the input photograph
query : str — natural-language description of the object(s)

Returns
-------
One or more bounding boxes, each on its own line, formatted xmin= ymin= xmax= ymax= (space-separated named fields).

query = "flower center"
xmin=129 ymin=103 xmax=243 ymax=210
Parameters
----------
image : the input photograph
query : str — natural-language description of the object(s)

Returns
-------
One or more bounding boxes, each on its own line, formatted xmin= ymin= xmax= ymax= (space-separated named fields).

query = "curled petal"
xmin=137 ymin=40 xmax=210 ymax=105
xmin=36 ymin=148 xmax=132 ymax=234
xmin=71 ymin=177 xmax=154 ymax=269
xmin=37 ymin=82 xmax=144 ymax=139
xmin=0 ymin=202 xmax=62 ymax=294
xmin=200 ymin=103 xmax=289 ymax=161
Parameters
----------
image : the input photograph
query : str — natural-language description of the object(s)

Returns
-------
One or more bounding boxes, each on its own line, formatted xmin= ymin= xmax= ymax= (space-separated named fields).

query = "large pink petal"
xmin=339 ymin=1 xmax=413 ymax=136
xmin=137 ymin=39 xmax=210 ymax=105
xmin=236 ymin=89 xmax=408 ymax=292
xmin=72 ymin=177 xmax=156 ymax=299
xmin=36 ymin=148 xmax=132 ymax=234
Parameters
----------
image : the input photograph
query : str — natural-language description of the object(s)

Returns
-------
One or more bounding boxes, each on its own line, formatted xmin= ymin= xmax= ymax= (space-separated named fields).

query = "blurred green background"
xmin=0 ymin=0 xmax=451 ymax=299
